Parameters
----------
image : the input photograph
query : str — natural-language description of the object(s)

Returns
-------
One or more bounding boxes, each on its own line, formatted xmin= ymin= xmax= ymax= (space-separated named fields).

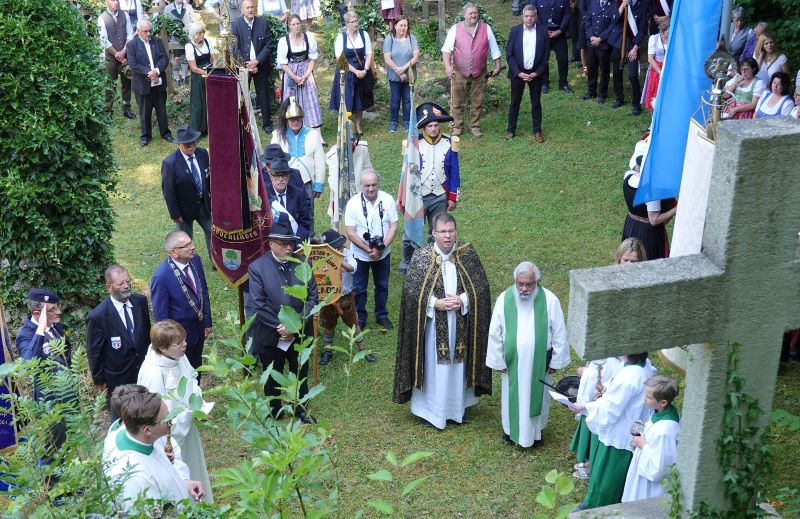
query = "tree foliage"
xmin=735 ymin=0 xmax=800 ymax=73
xmin=0 ymin=0 xmax=116 ymax=315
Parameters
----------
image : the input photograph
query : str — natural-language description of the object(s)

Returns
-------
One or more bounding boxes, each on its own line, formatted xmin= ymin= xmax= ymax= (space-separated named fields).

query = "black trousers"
xmin=507 ymin=74 xmax=544 ymax=133
xmin=544 ymin=33 xmax=569 ymax=88
xmin=569 ymin=9 xmax=582 ymax=59
xmin=586 ymin=44 xmax=611 ymax=97
xmin=258 ymin=343 xmax=309 ymax=416
xmin=611 ymin=49 xmax=641 ymax=107
xmin=249 ymin=68 xmax=272 ymax=130
xmin=136 ymin=89 xmax=169 ymax=139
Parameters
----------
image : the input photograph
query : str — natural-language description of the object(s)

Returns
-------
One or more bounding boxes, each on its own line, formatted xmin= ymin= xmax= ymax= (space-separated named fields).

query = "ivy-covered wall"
xmin=0 ymin=0 xmax=117 ymax=317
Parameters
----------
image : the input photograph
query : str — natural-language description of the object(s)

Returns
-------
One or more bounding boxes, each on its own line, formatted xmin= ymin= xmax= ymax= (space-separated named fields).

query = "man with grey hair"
xmin=441 ymin=2 xmax=502 ymax=137
xmin=486 ymin=261 xmax=569 ymax=448
xmin=150 ymin=231 xmax=212 ymax=372
xmin=127 ymin=19 xmax=173 ymax=146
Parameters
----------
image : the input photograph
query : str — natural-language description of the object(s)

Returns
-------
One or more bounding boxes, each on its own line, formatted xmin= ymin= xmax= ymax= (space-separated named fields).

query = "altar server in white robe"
xmin=138 ymin=320 xmax=213 ymax=503
xmin=486 ymin=261 xmax=570 ymax=448
xmin=104 ymin=391 xmax=204 ymax=509
xmin=569 ymin=352 xmax=657 ymax=510
xmin=622 ymin=375 xmax=680 ymax=502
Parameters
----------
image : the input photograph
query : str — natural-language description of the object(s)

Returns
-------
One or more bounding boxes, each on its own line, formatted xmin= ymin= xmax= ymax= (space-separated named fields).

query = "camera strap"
xmin=360 ymin=193 xmax=384 ymax=237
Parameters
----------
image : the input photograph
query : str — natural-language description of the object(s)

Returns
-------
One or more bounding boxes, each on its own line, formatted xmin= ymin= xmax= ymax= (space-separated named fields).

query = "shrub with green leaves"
xmin=0 ymin=0 xmax=116 ymax=314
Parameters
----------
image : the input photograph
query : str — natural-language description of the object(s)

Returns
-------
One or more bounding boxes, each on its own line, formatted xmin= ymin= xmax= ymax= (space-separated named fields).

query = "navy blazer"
xmin=532 ymin=0 xmax=572 ymax=32
xmin=15 ymin=319 xmax=72 ymax=401
xmin=269 ymin=184 xmax=312 ymax=241
xmin=151 ymin=255 xmax=212 ymax=348
xmin=86 ymin=294 xmax=151 ymax=388
xmin=127 ymin=35 xmax=169 ymax=95
xmin=608 ymin=0 xmax=648 ymax=50
xmin=161 ymin=147 xmax=211 ymax=222
xmin=584 ymin=0 xmax=618 ymax=48
xmin=231 ymin=15 xmax=271 ymax=65
xmin=506 ymin=23 xmax=551 ymax=79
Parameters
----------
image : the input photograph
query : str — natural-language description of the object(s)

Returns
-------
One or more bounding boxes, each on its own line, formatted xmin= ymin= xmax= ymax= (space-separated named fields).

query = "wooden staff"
xmin=620 ymin=3 xmax=628 ymax=69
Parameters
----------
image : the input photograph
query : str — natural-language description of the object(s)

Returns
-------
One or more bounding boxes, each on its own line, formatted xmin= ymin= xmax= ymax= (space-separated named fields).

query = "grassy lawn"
xmin=107 ymin=2 xmax=800 ymax=516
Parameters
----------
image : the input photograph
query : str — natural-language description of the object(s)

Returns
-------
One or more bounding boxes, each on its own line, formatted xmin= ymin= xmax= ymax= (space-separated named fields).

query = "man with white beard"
xmin=486 ymin=261 xmax=570 ymax=448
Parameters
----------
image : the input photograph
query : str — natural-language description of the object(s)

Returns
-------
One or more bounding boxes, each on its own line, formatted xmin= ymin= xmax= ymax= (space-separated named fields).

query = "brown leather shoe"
xmin=534 ymin=132 xmax=545 ymax=143
xmin=470 ymin=127 xmax=483 ymax=138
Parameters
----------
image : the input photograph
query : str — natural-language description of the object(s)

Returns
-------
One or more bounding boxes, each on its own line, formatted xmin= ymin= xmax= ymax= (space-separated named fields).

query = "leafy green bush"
xmin=263 ymin=13 xmax=288 ymax=115
xmin=412 ymin=19 xmax=441 ymax=58
xmin=0 ymin=0 xmax=116 ymax=314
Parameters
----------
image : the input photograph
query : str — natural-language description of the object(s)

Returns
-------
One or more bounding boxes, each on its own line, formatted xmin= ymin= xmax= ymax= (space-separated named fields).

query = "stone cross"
xmin=566 ymin=119 xmax=800 ymax=513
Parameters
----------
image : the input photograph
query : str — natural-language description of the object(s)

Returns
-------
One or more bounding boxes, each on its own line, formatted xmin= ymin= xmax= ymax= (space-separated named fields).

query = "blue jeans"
xmin=389 ymin=80 xmax=411 ymax=126
xmin=353 ymin=253 xmax=391 ymax=324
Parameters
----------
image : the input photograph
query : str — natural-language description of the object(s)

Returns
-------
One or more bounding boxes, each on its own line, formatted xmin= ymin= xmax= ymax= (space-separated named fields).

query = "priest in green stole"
xmin=393 ymin=214 xmax=492 ymax=429
xmin=486 ymin=262 xmax=570 ymax=448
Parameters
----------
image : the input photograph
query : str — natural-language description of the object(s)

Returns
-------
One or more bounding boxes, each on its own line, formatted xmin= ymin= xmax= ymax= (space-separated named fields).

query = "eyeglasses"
xmin=174 ymin=241 xmax=194 ymax=249
xmin=435 ymin=229 xmax=456 ymax=235
xmin=347 ymin=19 xmax=359 ymax=23
xmin=272 ymin=241 xmax=295 ymax=248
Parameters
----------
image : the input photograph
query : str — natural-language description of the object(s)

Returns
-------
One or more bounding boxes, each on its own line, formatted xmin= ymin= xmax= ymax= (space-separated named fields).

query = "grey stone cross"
xmin=566 ymin=119 xmax=800 ymax=513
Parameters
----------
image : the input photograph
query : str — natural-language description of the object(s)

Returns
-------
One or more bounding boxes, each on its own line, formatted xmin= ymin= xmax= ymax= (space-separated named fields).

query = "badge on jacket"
xmin=111 ymin=336 xmax=122 ymax=350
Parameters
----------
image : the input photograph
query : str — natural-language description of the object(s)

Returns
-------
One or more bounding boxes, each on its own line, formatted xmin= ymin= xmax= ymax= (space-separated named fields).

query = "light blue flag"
xmin=635 ymin=0 xmax=722 ymax=205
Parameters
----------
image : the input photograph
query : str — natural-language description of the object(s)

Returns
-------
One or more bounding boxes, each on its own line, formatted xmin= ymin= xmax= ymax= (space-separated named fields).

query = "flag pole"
xmin=620 ymin=3 xmax=628 ymax=69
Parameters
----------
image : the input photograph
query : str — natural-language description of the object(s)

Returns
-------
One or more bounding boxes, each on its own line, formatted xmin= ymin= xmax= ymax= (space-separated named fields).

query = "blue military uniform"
xmin=608 ymin=0 xmax=648 ymax=113
xmin=532 ymin=0 xmax=572 ymax=92
xmin=582 ymin=0 xmax=618 ymax=102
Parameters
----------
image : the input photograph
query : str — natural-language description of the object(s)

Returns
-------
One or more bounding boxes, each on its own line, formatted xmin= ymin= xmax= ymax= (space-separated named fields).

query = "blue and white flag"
xmin=635 ymin=0 xmax=722 ymax=205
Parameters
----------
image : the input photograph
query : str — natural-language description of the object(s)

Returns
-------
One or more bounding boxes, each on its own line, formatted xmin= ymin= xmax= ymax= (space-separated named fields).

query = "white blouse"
xmin=334 ymin=30 xmax=373 ymax=58
xmin=185 ymin=39 xmax=214 ymax=61
xmin=276 ymin=32 xmax=319 ymax=65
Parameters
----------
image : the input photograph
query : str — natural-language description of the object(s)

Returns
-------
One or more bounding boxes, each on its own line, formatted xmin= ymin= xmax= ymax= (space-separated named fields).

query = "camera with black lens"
xmin=363 ymin=232 xmax=386 ymax=252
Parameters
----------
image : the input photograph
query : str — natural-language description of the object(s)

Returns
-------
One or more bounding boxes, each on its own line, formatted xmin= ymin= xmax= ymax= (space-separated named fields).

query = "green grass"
xmin=107 ymin=2 xmax=800 ymax=516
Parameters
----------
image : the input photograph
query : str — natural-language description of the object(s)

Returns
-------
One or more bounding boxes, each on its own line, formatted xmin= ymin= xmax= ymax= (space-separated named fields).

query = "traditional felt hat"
xmin=284 ymin=96 xmax=304 ymax=119
xmin=320 ymin=229 xmax=346 ymax=249
xmin=260 ymin=144 xmax=289 ymax=163
xmin=27 ymin=288 xmax=60 ymax=303
xmin=555 ymin=375 xmax=581 ymax=403
xmin=416 ymin=102 xmax=453 ymax=129
xmin=174 ymin=124 xmax=201 ymax=144
xmin=269 ymin=157 xmax=291 ymax=174
xmin=267 ymin=219 xmax=299 ymax=241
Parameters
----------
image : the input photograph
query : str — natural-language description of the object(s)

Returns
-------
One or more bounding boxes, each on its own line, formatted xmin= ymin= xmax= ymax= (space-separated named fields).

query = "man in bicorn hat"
xmin=150 ymin=231 xmax=212 ymax=372
xmin=486 ymin=261 xmax=570 ymax=448
xmin=87 ymin=264 xmax=152 ymax=420
xmin=161 ymin=124 xmax=212 ymax=262
xmin=398 ymin=102 xmax=460 ymax=274
xmin=393 ymin=213 xmax=492 ymax=429
xmin=246 ymin=219 xmax=318 ymax=423
xmin=441 ymin=2 xmax=502 ymax=138
xmin=98 ymin=0 xmax=135 ymax=119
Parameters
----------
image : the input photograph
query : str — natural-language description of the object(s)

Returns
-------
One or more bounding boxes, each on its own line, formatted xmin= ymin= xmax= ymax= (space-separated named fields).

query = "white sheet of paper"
xmin=380 ymin=0 xmax=394 ymax=9
xmin=277 ymin=339 xmax=292 ymax=352
xmin=201 ymin=401 xmax=215 ymax=414
xmin=548 ymin=390 xmax=572 ymax=407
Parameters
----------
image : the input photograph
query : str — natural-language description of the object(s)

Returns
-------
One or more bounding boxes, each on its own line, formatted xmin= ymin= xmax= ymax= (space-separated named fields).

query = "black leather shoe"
xmin=419 ymin=418 xmax=435 ymax=428
xmin=533 ymin=438 xmax=544 ymax=448
xmin=559 ymin=85 xmax=574 ymax=93
xmin=376 ymin=317 xmax=394 ymax=330
xmin=139 ymin=137 xmax=150 ymax=147
xmin=358 ymin=349 xmax=376 ymax=362
xmin=502 ymin=433 xmax=514 ymax=445
xmin=162 ymin=133 xmax=174 ymax=143
xmin=319 ymin=349 xmax=333 ymax=365
xmin=123 ymin=109 xmax=135 ymax=119
xmin=597 ymin=97 xmax=607 ymax=104
xmin=631 ymin=105 xmax=642 ymax=116
xmin=581 ymin=93 xmax=596 ymax=101
xmin=541 ymin=83 xmax=550 ymax=94
xmin=612 ymin=99 xmax=624 ymax=108
xmin=296 ymin=410 xmax=316 ymax=424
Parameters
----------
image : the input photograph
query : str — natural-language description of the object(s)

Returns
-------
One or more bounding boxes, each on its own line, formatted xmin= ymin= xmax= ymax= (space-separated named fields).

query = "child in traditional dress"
xmin=568 ymin=352 xmax=656 ymax=512
xmin=317 ymin=229 xmax=374 ymax=365
xmin=621 ymin=375 xmax=680 ymax=502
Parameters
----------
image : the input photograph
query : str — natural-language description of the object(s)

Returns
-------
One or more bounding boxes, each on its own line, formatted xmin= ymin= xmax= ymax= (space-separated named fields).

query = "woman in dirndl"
xmin=329 ymin=10 xmax=373 ymax=135
xmin=277 ymin=15 xmax=321 ymax=129
xmin=723 ymin=57 xmax=764 ymax=120
xmin=186 ymin=22 xmax=216 ymax=135
xmin=642 ymin=19 xmax=669 ymax=111
xmin=621 ymin=155 xmax=676 ymax=261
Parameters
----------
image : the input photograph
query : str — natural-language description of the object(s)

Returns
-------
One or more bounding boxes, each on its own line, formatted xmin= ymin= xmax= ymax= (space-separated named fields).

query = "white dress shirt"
xmin=522 ymin=24 xmax=537 ymax=70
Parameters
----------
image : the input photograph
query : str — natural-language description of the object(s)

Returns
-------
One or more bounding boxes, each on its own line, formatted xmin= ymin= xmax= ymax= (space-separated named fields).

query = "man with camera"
xmin=344 ymin=170 xmax=398 ymax=330
xmin=98 ymin=0 xmax=135 ymax=120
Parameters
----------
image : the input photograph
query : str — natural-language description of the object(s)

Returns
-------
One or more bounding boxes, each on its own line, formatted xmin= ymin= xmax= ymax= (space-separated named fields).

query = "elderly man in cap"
xmin=161 ymin=124 xmax=212 ymax=263
xmin=398 ymin=102 xmax=460 ymax=274
xmin=267 ymin=155 xmax=313 ymax=242
xmin=486 ymin=261 xmax=570 ymax=448
xmin=246 ymin=220 xmax=318 ymax=423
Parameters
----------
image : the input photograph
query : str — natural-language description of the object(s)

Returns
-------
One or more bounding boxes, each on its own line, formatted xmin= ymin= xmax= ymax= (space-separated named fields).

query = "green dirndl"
xmin=582 ymin=442 xmax=633 ymax=509
xmin=189 ymin=40 xmax=211 ymax=134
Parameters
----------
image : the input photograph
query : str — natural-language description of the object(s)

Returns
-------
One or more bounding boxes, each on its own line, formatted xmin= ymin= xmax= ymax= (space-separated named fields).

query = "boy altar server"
xmin=568 ymin=352 xmax=656 ymax=511
xmin=621 ymin=375 xmax=680 ymax=502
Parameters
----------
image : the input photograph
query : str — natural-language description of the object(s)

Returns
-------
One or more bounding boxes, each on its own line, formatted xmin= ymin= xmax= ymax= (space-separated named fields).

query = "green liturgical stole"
xmin=503 ymin=286 xmax=549 ymax=443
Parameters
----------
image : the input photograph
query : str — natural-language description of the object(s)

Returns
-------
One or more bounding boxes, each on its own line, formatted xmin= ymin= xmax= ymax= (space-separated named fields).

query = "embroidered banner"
xmin=307 ymin=243 xmax=344 ymax=306
xmin=0 ymin=302 xmax=18 ymax=461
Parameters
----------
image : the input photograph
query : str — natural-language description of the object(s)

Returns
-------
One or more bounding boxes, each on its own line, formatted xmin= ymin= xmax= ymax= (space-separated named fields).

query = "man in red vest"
xmin=441 ymin=3 xmax=502 ymax=138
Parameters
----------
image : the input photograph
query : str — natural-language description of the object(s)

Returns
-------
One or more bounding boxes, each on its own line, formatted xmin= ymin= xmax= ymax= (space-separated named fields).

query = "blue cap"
xmin=27 ymin=288 xmax=60 ymax=303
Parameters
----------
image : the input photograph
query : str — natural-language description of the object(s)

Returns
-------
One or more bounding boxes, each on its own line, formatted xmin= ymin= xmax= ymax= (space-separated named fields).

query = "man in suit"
xmin=245 ymin=220 xmax=317 ymax=423
xmin=582 ymin=0 xmax=618 ymax=104
xmin=266 ymin=156 xmax=312 ymax=242
xmin=86 ymin=265 xmax=151 ymax=420
xmin=533 ymin=0 xmax=573 ymax=94
xmin=506 ymin=5 xmax=551 ymax=142
xmin=231 ymin=0 xmax=273 ymax=132
xmin=150 ymin=231 xmax=212 ymax=372
xmin=127 ymin=19 xmax=173 ymax=146
xmin=162 ymin=125 xmax=212 ymax=263
xmin=609 ymin=0 xmax=648 ymax=115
